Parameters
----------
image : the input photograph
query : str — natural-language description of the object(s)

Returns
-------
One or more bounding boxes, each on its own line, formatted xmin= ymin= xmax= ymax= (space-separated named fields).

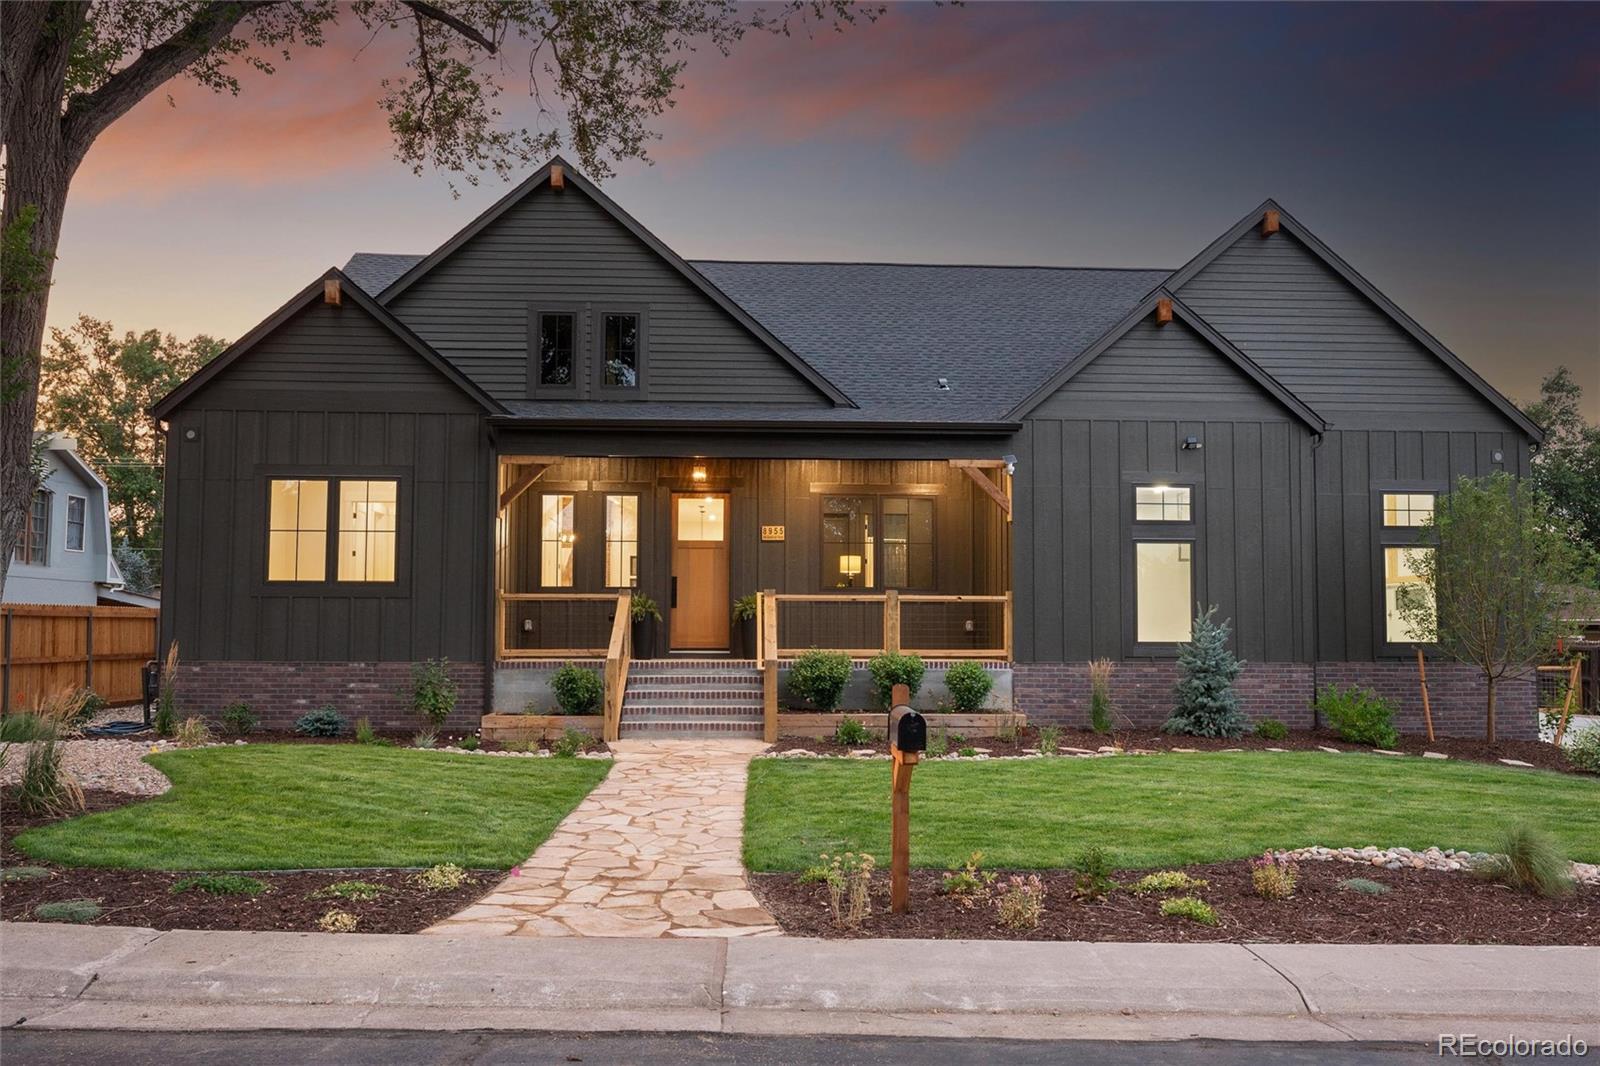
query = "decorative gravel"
xmin=1273 ymin=844 xmax=1600 ymax=887
xmin=0 ymin=739 xmax=172 ymax=796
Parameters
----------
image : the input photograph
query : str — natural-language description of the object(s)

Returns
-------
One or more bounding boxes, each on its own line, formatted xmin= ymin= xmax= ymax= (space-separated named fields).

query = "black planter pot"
xmin=732 ymin=616 xmax=756 ymax=659
xmin=631 ymin=617 xmax=658 ymax=659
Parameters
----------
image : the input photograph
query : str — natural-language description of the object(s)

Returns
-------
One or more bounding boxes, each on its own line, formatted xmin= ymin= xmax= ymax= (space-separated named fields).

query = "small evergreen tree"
xmin=1163 ymin=606 xmax=1249 ymax=738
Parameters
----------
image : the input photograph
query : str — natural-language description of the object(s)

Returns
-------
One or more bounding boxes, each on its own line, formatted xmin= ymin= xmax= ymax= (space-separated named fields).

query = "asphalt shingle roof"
xmin=342 ymin=253 xmax=1172 ymax=422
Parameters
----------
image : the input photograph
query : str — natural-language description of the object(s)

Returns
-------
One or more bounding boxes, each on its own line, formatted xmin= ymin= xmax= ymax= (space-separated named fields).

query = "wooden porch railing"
xmin=1538 ymin=659 xmax=1583 ymax=747
xmin=760 ymin=589 xmax=1012 ymax=661
xmin=602 ymin=592 xmax=631 ymax=743
xmin=496 ymin=592 xmax=622 ymax=659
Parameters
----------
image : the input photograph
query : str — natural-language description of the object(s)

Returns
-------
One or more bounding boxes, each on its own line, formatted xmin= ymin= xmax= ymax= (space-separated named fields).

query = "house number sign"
xmin=760 ymin=525 xmax=786 ymax=541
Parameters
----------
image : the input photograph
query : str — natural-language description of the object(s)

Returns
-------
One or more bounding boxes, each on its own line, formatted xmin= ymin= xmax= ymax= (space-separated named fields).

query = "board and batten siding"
xmin=160 ymin=300 xmax=491 ymax=664
xmin=386 ymin=184 xmax=831 ymax=405
xmin=1175 ymin=228 xmax=1519 ymax=430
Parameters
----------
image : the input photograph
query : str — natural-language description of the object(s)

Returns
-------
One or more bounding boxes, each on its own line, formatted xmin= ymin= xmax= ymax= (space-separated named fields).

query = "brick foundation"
xmin=1014 ymin=660 xmax=1536 ymax=740
xmin=178 ymin=661 xmax=487 ymax=732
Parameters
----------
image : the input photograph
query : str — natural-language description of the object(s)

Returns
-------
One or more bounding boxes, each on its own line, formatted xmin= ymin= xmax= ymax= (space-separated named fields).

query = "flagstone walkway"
xmin=424 ymin=738 xmax=780 ymax=938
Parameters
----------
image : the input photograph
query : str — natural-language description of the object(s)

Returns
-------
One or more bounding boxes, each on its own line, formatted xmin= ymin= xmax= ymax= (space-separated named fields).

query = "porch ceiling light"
xmin=691 ymin=464 xmax=708 ymax=482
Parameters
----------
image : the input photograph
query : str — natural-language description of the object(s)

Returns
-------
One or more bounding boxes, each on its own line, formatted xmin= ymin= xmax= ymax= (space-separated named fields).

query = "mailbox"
xmin=891 ymin=706 xmax=927 ymax=753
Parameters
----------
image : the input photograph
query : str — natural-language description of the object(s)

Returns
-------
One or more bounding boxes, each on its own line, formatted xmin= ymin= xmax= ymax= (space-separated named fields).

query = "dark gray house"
xmin=152 ymin=159 xmax=1542 ymax=739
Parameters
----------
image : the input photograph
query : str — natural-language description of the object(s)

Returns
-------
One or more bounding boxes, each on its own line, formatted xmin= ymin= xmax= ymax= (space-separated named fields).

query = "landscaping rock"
xmin=1422 ymin=751 xmax=1448 ymax=759
xmin=1498 ymin=758 xmax=1534 ymax=768
xmin=1274 ymin=844 xmax=1600 ymax=887
xmin=1317 ymin=746 xmax=1342 ymax=754
xmin=1374 ymin=749 xmax=1404 ymax=756
xmin=0 ymin=739 xmax=170 ymax=796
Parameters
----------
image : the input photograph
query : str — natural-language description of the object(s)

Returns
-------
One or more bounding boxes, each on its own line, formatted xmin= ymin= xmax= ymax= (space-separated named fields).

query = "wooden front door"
xmin=671 ymin=493 xmax=730 ymax=650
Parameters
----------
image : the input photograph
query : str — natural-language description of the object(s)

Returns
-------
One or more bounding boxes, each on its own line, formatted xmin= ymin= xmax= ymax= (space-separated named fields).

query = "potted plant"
xmin=731 ymin=593 xmax=759 ymax=659
xmin=630 ymin=593 xmax=662 ymax=658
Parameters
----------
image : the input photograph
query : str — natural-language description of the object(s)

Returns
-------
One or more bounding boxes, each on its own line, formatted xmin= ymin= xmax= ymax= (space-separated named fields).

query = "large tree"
xmin=40 ymin=315 xmax=225 ymax=552
xmin=0 ymin=0 xmax=879 ymax=599
xmin=1522 ymin=365 xmax=1600 ymax=560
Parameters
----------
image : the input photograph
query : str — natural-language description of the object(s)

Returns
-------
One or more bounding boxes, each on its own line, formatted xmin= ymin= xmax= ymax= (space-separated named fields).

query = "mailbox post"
xmin=887 ymin=682 xmax=926 ymax=914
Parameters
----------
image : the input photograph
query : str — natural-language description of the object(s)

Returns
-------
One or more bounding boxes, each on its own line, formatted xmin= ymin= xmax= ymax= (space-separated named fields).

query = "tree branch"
xmin=399 ymin=0 xmax=497 ymax=54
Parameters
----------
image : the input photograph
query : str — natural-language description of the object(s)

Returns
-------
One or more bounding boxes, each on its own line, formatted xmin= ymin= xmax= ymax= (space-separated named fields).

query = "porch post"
xmin=884 ymin=589 xmax=901 ymax=654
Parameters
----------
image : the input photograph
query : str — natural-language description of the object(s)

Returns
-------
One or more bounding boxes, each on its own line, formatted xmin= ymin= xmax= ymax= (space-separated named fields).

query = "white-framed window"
xmin=541 ymin=493 xmax=576 ymax=587
xmin=336 ymin=480 xmax=398 ymax=582
xmin=1135 ymin=484 xmax=1193 ymax=522
xmin=65 ymin=495 xmax=87 ymax=552
xmin=1382 ymin=493 xmax=1435 ymax=528
xmin=1384 ymin=546 xmax=1435 ymax=643
xmin=267 ymin=479 xmax=329 ymax=581
xmin=605 ymin=494 xmax=639 ymax=588
xmin=1135 ymin=541 xmax=1193 ymax=643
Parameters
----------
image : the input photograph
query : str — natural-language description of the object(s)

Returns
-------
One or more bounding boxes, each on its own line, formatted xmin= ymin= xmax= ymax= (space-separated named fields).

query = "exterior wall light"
xmin=1182 ymin=436 xmax=1203 ymax=450
xmin=691 ymin=464 xmax=707 ymax=482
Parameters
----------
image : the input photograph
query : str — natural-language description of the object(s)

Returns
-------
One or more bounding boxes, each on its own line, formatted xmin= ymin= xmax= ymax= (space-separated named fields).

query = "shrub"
xmin=833 ymin=716 xmax=871 ymax=746
xmin=314 ymin=880 xmax=390 ymax=902
xmin=154 ymin=641 xmax=180 ymax=738
xmin=414 ymin=863 xmax=469 ymax=891
xmin=941 ymin=851 xmax=996 ymax=904
xmin=942 ymin=661 xmax=993 ymax=712
xmin=1130 ymin=870 xmax=1209 ymax=896
xmin=295 ymin=706 xmax=347 ymax=738
xmin=1476 ymin=823 xmax=1573 ymax=898
xmin=75 ymin=689 xmax=106 ymax=724
xmin=1565 ymin=728 xmax=1600 ymax=774
xmin=412 ymin=730 xmax=437 ymax=749
xmin=789 ymin=650 xmax=852 ymax=711
xmin=172 ymin=874 xmax=267 ymax=896
xmin=410 ymin=658 xmax=458 ymax=731
xmin=1037 ymin=724 xmax=1060 ymax=756
xmin=996 ymin=713 xmax=1019 ymax=743
xmin=174 ymin=716 xmax=212 ymax=747
xmin=1255 ymin=718 xmax=1289 ymax=741
xmin=1160 ymin=896 xmax=1218 ymax=925
xmin=1250 ymin=852 xmax=1298 ymax=900
xmin=0 ymin=712 xmax=50 ymax=744
xmin=958 ymin=746 xmax=978 ymax=758
xmin=549 ymin=665 xmax=603 ymax=715
xmin=354 ymin=717 xmax=377 ymax=745
xmin=1088 ymin=658 xmax=1115 ymax=734
xmin=1163 ymin=607 xmax=1249 ymax=738
xmin=317 ymin=909 xmax=359 ymax=933
xmin=868 ymin=652 xmax=925 ymax=708
xmin=630 ymin=594 xmax=663 ymax=622
xmin=1315 ymin=684 xmax=1399 ymax=749
xmin=732 ymin=594 xmax=759 ymax=622
xmin=34 ymin=899 xmax=101 ymax=924
xmin=552 ymin=727 xmax=589 ymax=757
xmin=1338 ymin=877 xmax=1391 ymax=896
xmin=1070 ymin=846 xmax=1115 ymax=900
xmin=817 ymin=851 xmax=874 ymax=929
xmin=994 ymin=874 xmax=1046 ymax=930
xmin=926 ymin=726 xmax=949 ymax=758
xmin=18 ymin=729 xmax=84 ymax=817
xmin=2 ymin=865 xmax=50 ymax=882
xmin=458 ymin=734 xmax=480 ymax=751
xmin=220 ymin=700 xmax=258 ymax=737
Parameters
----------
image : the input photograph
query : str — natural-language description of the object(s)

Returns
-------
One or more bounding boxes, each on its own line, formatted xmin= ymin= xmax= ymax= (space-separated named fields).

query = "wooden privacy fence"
xmin=1 ymin=603 xmax=158 ymax=713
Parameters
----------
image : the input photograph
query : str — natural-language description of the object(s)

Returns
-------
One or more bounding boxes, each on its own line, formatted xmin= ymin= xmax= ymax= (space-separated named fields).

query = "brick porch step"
xmin=619 ymin=660 xmax=764 ymax=738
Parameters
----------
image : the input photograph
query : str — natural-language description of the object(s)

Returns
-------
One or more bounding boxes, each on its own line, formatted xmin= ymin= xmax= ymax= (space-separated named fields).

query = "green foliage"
xmin=1565 ymin=728 xmax=1600 ymax=774
xmin=1477 ymin=823 xmax=1573 ymax=898
xmin=318 ymin=909 xmax=359 ymax=933
xmin=294 ymin=706 xmax=347 ymax=738
xmin=1338 ymin=877 xmax=1391 ymax=896
xmin=1 ymin=865 xmax=51 ymax=883
xmin=788 ymin=650 xmax=852 ymax=711
xmin=1159 ymin=896 xmax=1218 ymax=925
xmin=172 ymin=874 xmax=267 ymax=896
xmin=354 ymin=717 xmax=377 ymax=745
xmin=415 ymin=863 xmax=469 ymax=891
xmin=1250 ymin=852 xmax=1298 ymax=900
xmin=833 ymin=716 xmax=870 ymax=746
xmin=867 ymin=652 xmax=925 ymax=707
xmin=549 ymin=665 xmax=603 ymax=715
xmin=1088 ymin=658 xmax=1115 ymax=734
xmin=552 ymin=727 xmax=590 ymax=757
xmin=926 ymin=726 xmax=949 ymax=758
xmin=942 ymin=661 xmax=993 ymax=712
xmin=410 ymin=658 xmax=458 ymax=730
xmin=1523 ymin=366 xmax=1600 ymax=554
xmin=412 ymin=730 xmax=438 ymax=749
xmin=732 ymin=594 xmax=759 ymax=622
xmin=1254 ymin=718 xmax=1289 ymax=741
xmin=34 ymin=899 xmax=101 ymax=924
xmin=174 ymin=716 xmax=212 ymax=747
xmin=1315 ymin=685 xmax=1399 ymax=749
xmin=1163 ymin=607 xmax=1249 ymax=738
xmin=629 ymin=594 xmax=662 ymax=622
xmin=1069 ymin=846 xmax=1115 ymax=900
xmin=1036 ymin=724 xmax=1060 ymax=756
xmin=958 ymin=746 xmax=978 ymax=757
xmin=458 ymin=734 xmax=480 ymax=751
xmin=0 ymin=713 xmax=51 ymax=743
xmin=2 ymin=206 xmax=55 ymax=405
xmin=994 ymin=874 xmax=1046 ymax=930
xmin=941 ymin=851 xmax=996 ymax=899
xmin=154 ymin=642 xmax=179 ymax=738
xmin=1130 ymin=870 xmax=1209 ymax=896
xmin=314 ymin=879 xmax=390 ymax=902
xmin=220 ymin=700 xmax=258 ymax=737
xmin=18 ymin=731 xmax=84 ymax=817
xmin=1398 ymin=472 xmax=1599 ymax=741
xmin=113 ymin=539 xmax=159 ymax=595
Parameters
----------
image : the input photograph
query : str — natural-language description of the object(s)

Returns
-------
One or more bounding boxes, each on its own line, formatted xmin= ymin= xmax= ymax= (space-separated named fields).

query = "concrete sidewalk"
xmin=3 ymin=923 xmax=1596 ymax=1043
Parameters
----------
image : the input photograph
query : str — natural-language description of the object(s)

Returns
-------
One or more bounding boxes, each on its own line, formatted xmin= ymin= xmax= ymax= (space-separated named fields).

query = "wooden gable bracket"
xmin=498 ymin=462 xmax=552 ymax=511
xmin=1155 ymin=296 xmax=1173 ymax=325
xmin=950 ymin=460 xmax=1012 ymax=518
xmin=550 ymin=164 xmax=565 ymax=190
xmin=1262 ymin=208 xmax=1280 ymax=236
xmin=324 ymin=278 xmax=341 ymax=305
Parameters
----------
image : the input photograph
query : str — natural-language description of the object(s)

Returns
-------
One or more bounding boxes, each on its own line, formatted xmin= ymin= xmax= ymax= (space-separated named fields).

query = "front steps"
xmin=619 ymin=659 xmax=764 ymax=738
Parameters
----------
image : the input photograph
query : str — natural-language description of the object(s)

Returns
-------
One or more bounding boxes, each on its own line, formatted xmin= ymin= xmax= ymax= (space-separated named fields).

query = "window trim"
xmin=256 ymin=469 xmax=408 ymax=595
xmin=880 ymin=494 xmax=937 ymax=592
xmin=593 ymin=304 xmax=648 ymax=399
xmin=1133 ymin=483 xmax=1195 ymax=524
xmin=526 ymin=303 xmax=583 ymax=398
xmin=815 ymin=493 xmax=938 ymax=593
xmin=1131 ymin=538 xmax=1197 ymax=650
xmin=1371 ymin=482 xmax=1444 ymax=655
xmin=1121 ymin=471 xmax=1204 ymax=657
xmin=17 ymin=489 xmax=51 ymax=566
xmin=1380 ymin=490 xmax=1437 ymax=529
xmin=64 ymin=494 xmax=87 ymax=553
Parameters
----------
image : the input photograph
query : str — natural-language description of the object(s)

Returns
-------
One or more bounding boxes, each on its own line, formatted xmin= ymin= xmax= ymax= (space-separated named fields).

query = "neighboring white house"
xmin=4 ymin=434 xmax=156 ymax=608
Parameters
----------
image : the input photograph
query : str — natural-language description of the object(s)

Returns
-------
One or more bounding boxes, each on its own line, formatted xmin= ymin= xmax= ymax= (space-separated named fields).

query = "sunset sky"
xmin=48 ymin=2 xmax=1600 ymax=417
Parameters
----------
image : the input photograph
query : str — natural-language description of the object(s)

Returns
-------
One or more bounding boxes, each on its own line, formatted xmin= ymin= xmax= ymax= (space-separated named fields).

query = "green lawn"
xmin=743 ymin=752 xmax=1600 ymax=872
xmin=15 ymin=745 xmax=610 ymax=870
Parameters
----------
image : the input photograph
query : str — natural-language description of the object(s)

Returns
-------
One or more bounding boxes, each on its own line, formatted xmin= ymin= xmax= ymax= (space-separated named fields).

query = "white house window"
xmin=337 ymin=480 xmax=398 ymax=582
xmin=17 ymin=491 xmax=50 ymax=565
xmin=267 ymin=479 xmax=328 ymax=581
xmin=1384 ymin=546 xmax=1435 ymax=643
xmin=541 ymin=493 xmax=575 ymax=587
xmin=1135 ymin=485 xmax=1193 ymax=522
xmin=1136 ymin=541 xmax=1192 ymax=643
xmin=1382 ymin=493 xmax=1435 ymax=527
xmin=65 ymin=495 xmax=86 ymax=552
xmin=605 ymin=494 xmax=639 ymax=588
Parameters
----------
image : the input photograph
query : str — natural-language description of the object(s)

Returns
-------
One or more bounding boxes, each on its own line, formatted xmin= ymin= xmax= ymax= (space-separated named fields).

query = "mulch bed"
xmin=1 ymin=788 xmax=493 ymax=934
xmin=751 ymin=859 xmax=1599 ymax=946
xmin=70 ymin=730 xmax=609 ymax=756
xmin=770 ymin=725 xmax=1589 ymax=774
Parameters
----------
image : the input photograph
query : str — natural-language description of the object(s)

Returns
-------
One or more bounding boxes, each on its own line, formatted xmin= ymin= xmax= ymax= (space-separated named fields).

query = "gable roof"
xmin=368 ymin=157 xmax=853 ymax=408
xmin=1167 ymin=198 xmax=1543 ymax=442
xmin=150 ymin=268 xmax=501 ymax=419
xmin=1007 ymin=289 xmax=1328 ymax=432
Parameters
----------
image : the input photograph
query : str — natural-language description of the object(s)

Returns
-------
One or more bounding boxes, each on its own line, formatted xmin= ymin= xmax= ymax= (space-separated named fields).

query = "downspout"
xmin=1309 ymin=431 xmax=1325 ymax=732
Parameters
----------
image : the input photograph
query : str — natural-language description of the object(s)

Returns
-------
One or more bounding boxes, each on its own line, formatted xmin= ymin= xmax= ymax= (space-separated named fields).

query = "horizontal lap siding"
xmin=388 ymin=186 xmax=829 ymax=405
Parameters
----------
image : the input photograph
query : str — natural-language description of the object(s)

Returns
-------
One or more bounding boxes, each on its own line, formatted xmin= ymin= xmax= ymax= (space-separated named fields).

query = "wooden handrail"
xmin=496 ymin=590 xmax=624 ymax=659
xmin=761 ymin=588 xmax=779 ymax=743
xmin=602 ymin=591 xmax=631 ymax=743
